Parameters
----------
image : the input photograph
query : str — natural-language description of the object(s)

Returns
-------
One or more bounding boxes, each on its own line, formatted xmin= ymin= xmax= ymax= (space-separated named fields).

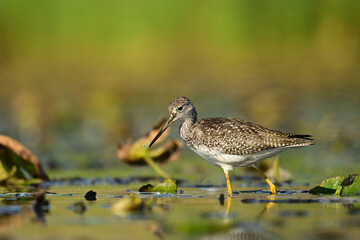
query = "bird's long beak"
xmin=149 ymin=115 xmax=175 ymax=148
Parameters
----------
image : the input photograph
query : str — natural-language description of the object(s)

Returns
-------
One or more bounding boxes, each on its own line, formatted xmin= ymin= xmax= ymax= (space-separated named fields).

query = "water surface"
xmin=1 ymin=182 xmax=359 ymax=240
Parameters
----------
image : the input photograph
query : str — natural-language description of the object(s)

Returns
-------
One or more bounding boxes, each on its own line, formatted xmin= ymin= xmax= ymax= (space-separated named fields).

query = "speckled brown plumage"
xmin=186 ymin=117 xmax=314 ymax=156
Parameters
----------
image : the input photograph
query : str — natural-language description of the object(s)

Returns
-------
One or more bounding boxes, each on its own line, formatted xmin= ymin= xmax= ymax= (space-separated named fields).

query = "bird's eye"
xmin=177 ymin=106 xmax=183 ymax=111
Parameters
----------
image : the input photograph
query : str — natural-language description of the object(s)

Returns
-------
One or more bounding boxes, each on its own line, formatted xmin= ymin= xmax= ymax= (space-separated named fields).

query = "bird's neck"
xmin=179 ymin=110 xmax=197 ymax=141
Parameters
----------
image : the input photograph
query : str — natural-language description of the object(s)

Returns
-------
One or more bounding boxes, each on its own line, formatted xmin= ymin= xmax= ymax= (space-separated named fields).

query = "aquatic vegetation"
xmin=0 ymin=135 xmax=49 ymax=184
xmin=139 ymin=178 xmax=177 ymax=194
xmin=117 ymin=118 xmax=183 ymax=178
xmin=310 ymin=174 xmax=360 ymax=195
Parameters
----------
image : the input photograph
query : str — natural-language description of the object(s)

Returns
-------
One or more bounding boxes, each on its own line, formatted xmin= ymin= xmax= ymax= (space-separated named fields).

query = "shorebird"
xmin=149 ymin=97 xmax=314 ymax=196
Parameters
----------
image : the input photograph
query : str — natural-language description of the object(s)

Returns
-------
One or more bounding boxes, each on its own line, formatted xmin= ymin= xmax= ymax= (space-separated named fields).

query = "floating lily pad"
xmin=310 ymin=174 xmax=360 ymax=195
xmin=152 ymin=179 xmax=177 ymax=193
xmin=139 ymin=179 xmax=177 ymax=194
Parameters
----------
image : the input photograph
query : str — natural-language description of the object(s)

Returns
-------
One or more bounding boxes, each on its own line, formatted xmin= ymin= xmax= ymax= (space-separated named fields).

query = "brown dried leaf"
xmin=117 ymin=141 xmax=132 ymax=162
xmin=117 ymin=118 xmax=183 ymax=166
xmin=149 ymin=140 xmax=183 ymax=165
xmin=0 ymin=135 xmax=49 ymax=182
xmin=117 ymin=118 xmax=168 ymax=163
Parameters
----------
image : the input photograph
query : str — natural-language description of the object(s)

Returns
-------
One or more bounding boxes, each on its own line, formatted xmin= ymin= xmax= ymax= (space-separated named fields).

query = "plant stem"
xmin=144 ymin=156 xmax=170 ymax=179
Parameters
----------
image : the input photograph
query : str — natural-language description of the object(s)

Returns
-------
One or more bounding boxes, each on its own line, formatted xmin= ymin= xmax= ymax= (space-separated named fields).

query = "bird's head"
xmin=149 ymin=96 xmax=196 ymax=148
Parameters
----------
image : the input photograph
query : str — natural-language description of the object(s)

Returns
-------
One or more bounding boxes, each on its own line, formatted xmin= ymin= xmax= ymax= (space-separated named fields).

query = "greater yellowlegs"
xmin=149 ymin=97 xmax=314 ymax=196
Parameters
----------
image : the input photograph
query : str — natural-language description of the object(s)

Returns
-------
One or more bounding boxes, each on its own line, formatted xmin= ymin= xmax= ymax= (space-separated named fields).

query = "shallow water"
xmin=0 ymin=183 xmax=359 ymax=240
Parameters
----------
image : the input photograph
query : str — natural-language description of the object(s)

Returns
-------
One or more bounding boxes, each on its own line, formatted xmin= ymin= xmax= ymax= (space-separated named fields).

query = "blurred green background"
xmin=0 ymin=0 xmax=359 ymax=182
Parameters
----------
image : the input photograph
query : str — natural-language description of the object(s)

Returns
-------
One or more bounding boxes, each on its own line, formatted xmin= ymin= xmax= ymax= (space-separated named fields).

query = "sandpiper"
xmin=149 ymin=97 xmax=314 ymax=196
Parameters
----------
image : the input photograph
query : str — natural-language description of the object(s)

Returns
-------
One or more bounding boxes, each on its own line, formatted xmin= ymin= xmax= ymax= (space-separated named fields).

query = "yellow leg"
xmin=254 ymin=166 xmax=277 ymax=195
xmin=224 ymin=172 xmax=233 ymax=197
xmin=226 ymin=196 xmax=232 ymax=216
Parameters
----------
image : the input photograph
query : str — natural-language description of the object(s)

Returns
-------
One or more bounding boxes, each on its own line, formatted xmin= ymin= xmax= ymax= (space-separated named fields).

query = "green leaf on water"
xmin=319 ymin=176 xmax=344 ymax=189
xmin=152 ymin=178 xmax=177 ymax=194
xmin=309 ymin=174 xmax=360 ymax=195
xmin=139 ymin=178 xmax=177 ymax=194
xmin=341 ymin=175 xmax=360 ymax=195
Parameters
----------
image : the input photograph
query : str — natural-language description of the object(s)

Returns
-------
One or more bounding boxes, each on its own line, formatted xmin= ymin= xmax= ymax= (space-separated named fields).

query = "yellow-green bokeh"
xmin=0 ymin=0 xmax=359 ymax=179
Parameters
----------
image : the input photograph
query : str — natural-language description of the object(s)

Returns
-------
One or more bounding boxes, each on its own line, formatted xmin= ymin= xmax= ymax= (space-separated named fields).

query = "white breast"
xmin=188 ymin=144 xmax=284 ymax=173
